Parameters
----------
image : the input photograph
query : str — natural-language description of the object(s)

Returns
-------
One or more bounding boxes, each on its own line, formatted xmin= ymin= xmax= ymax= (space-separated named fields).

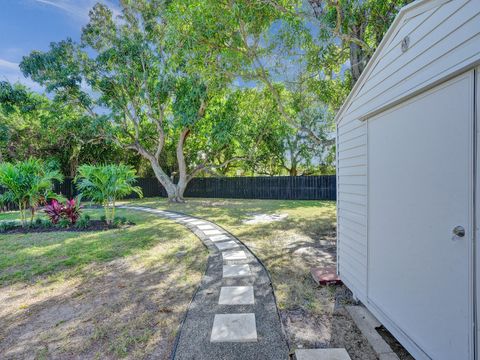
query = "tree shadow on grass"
xmin=0 ymin=234 xmax=207 ymax=360
xmin=0 ymin=212 xmax=198 ymax=286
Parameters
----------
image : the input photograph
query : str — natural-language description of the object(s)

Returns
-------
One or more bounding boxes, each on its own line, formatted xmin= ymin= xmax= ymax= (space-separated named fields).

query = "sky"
xmin=0 ymin=0 xmax=119 ymax=92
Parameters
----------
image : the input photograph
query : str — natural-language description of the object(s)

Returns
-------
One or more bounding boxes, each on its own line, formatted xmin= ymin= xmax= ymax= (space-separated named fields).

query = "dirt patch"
xmin=377 ymin=326 xmax=414 ymax=360
xmin=0 ymin=230 xmax=206 ymax=359
xmin=274 ymin=236 xmax=379 ymax=360
xmin=242 ymin=213 xmax=288 ymax=224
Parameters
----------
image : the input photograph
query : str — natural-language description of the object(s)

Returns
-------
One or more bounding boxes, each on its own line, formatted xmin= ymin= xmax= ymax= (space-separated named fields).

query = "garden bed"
xmin=0 ymin=219 xmax=134 ymax=234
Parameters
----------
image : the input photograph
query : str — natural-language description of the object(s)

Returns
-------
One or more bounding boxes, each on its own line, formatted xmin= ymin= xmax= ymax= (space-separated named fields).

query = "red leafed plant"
xmin=63 ymin=198 xmax=81 ymax=224
xmin=44 ymin=199 xmax=64 ymax=224
xmin=44 ymin=197 xmax=82 ymax=225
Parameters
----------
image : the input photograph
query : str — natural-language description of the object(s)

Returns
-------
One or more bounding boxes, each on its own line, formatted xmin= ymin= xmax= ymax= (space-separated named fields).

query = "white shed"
xmin=335 ymin=0 xmax=480 ymax=359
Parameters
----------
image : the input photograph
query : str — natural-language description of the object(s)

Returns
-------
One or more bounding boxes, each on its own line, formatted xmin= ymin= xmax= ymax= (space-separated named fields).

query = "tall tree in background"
xmin=0 ymin=81 xmax=120 ymax=176
xmin=21 ymin=1 xmax=267 ymax=202
xmin=307 ymin=0 xmax=413 ymax=84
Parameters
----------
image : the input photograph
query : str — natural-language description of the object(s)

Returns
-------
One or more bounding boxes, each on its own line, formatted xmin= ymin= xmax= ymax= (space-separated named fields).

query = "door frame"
xmin=364 ymin=70 xmax=476 ymax=360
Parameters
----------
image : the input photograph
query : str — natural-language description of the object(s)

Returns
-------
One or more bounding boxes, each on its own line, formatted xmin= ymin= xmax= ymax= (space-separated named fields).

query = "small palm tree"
xmin=0 ymin=159 xmax=63 ymax=226
xmin=75 ymin=164 xmax=143 ymax=224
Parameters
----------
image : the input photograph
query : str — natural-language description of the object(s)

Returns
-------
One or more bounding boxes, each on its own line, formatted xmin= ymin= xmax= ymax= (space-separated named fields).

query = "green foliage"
xmin=0 ymin=81 xmax=127 ymax=176
xmin=75 ymin=164 xmax=143 ymax=224
xmin=0 ymin=221 xmax=18 ymax=232
xmin=0 ymin=159 xmax=63 ymax=226
xmin=75 ymin=216 xmax=91 ymax=230
xmin=57 ymin=218 xmax=70 ymax=229
xmin=15 ymin=0 xmax=410 ymax=184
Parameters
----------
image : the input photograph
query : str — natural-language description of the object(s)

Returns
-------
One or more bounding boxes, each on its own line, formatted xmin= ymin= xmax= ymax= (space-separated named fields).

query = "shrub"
xmin=0 ymin=221 xmax=17 ymax=232
xmin=75 ymin=216 xmax=90 ymax=229
xmin=0 ymin=158 xmax=63 ymax=226
xmin=57 ymin=218 xmax=70 ymax=228
xmin=44 ymin=197 xmax=82 ymax=225
xmin=44 ymin=199 xmax=64 ymax=224
xmin=63 ymin=198 xmax=81 ymax=224
xmin=113 ymin=217 xmax=127 ymax=227
xmin=75 ymin=164 xmax=142 ymax=224
xmin=41 ymin=219 xmax=53 ymax=228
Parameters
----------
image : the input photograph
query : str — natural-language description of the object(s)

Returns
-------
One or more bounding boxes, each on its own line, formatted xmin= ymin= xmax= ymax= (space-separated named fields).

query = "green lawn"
xmin=129 ymin=197 xmax=337 ymax=312
xmin=124 ymin=197 xmax=347 ymax=352
xmin=0 ymin=208 xmax=207 ymax=359
xmin=0 ymin=198 xmax=372 ymax=357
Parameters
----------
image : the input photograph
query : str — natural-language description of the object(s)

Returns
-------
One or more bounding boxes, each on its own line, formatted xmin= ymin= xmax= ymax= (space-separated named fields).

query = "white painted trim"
xmin=336 ymin=123 xmax=340 ymax=275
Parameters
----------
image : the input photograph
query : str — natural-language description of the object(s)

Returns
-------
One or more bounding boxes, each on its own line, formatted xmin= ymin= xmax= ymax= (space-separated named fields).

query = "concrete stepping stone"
xmin=222 ymin=250 xmax=247 ymax=261
xmin=210 ymin=234 xmax=231 ymax=242
xmin=210 ymin=313 xmax=257 ymax=343
xmin=198 ymin=224 xmax=215 ymax=230
xmin=204 ymin=229 xmax=223 ymax=236
xmin=223 ymin=264 xmax=251 ymax=278
xmin=182 ymin=218 xmax=198 ymax=223
xmin=215 ymin=241 xmax=239 ymax=251
xmin=295 ymin=349 xmax=351 ymax=360
xmin=191 ymin=220 xmax=207 ymax=225
xmin=219 ymin=286 xmax=254 ymax=305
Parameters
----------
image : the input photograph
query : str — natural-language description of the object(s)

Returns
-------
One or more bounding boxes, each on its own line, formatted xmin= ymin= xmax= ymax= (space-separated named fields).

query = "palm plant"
xmin=75 ymin=164 xmax=142 ymax=224
xmin=0 ymin=159 xmax=63 ymax=226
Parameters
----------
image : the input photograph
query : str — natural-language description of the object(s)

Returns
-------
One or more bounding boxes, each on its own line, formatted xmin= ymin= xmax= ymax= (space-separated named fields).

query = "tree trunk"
xmin=149 ymin=158 xmax=181 ymax=202
xmin=349 ymin=24 xmax=369 ymax=85
xmin=172 ymin=128 xmax=190 ymax=203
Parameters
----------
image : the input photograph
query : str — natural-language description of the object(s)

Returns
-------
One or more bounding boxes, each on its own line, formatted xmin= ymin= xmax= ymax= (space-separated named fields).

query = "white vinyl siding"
xmin=337 ymin=120 xmax=368 ymax=300
xmin=336 ymin=0 xmax=480 ymax=304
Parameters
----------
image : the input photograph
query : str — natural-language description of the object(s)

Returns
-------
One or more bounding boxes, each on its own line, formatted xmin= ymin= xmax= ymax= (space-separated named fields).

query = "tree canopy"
xmin=0 ymin=0 xmax=410 ymax=200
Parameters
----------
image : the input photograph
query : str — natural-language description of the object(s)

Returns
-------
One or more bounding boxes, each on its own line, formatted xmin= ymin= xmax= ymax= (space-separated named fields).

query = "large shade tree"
xmin=20 ymin=1 xmax=261 ymax=202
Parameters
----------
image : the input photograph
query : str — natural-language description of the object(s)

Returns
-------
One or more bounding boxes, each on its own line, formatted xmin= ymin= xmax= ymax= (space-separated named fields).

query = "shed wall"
xmin=337 ymin=0 xmax=480 ymax=303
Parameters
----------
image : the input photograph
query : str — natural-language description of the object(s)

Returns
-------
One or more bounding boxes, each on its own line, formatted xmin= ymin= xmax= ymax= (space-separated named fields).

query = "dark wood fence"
xmin=0 ymin=175 xmax=336 ymax=211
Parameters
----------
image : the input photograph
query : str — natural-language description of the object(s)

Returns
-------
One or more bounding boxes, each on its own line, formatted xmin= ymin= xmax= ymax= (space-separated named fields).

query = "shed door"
xmin=367 ymin=71 xmax=474 ymax=360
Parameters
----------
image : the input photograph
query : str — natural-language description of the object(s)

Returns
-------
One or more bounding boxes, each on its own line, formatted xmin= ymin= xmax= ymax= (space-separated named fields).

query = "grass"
xmin=0 ymin=207 xmax=207 ymax=359
xmin=128 ymin=197 xmax=337 ymax=314
xmin=123 ymin=198 xmax=374 ymax=355
xmin=0 ymin=198 xmax=372 ymax=357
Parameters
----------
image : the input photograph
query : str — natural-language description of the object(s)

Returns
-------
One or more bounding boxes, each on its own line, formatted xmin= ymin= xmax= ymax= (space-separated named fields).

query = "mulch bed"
xmin=0 ymin=220 xmax=134 ymax=234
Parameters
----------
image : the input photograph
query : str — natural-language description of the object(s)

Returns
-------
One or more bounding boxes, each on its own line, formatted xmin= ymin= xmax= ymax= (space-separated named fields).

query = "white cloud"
xmin=33 ymin=0 xmax=121 ymax=23
xmin=0 ymin=59 xmax=19 ymax=71
xmin=0 ymin=58 xmax=44 ymax=92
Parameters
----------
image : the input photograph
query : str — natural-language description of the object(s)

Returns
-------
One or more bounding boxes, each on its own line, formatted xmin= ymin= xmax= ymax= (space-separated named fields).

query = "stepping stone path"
xmin=120 ymin=206 xmax=289 ymax=360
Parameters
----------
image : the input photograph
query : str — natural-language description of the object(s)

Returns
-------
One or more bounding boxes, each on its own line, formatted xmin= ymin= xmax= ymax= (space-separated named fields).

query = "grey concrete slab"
xmin=198 ymin=224 xmax=215 ymax=230
xmin=215 ymin=241 xmax=239 ymax=251
xmin=204 ymin=229 xmax=223 ymax=236
xmin=190 ymin=220 xmax=207 ymax=225
xmin=346 ymin=306 xmax=399 ymax=359
xmin=166 ymin=213 xmax=181 ymax=217
xmin=210 ymin=313 xmax=257 ymax=342
xmin=219 ymin=286 xmax=254 ymax=305
xmin=223 ymin=250 xmax=247 ymax=261
xmin=223 ymin=264 xmax=251 ymax=278
xmin=182 ymin=218 xmax=198 ymax=223
xmin=210 ymin=234 xmax=231 ymax=242
xmin=295 ymin=348 xmax=351 ymax=360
